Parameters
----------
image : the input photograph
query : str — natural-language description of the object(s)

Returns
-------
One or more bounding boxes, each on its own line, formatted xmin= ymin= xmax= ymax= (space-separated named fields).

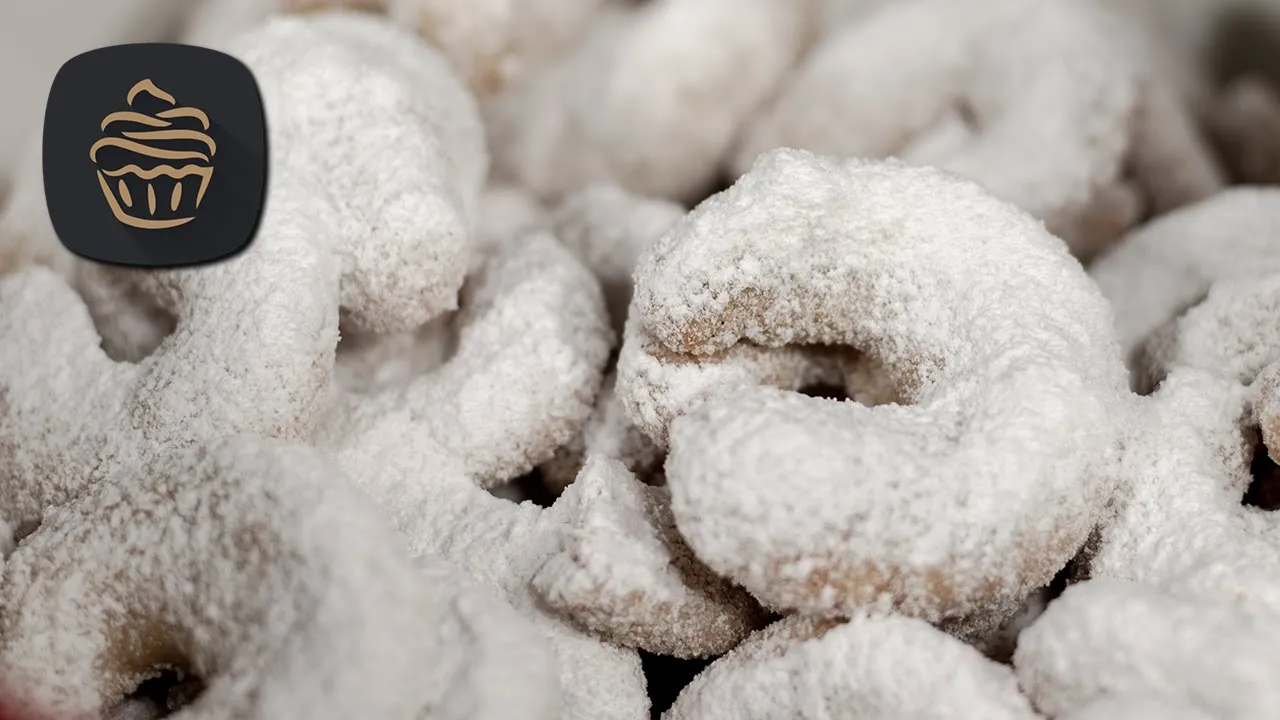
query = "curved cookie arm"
xmin=629 ymin=149 xmax=1129 ymax=619
xmin=931 ymin=0 xmax=1139 ymax=245
xmin=1085 ymin=367 xmax=1280 ymax=615
xmin=537 ymin=185 xmax=686 ymax=492
xmin=0 ymin=437 xmax=561 ymax=720
xmin=317 ymin=237 xmax=650 ymax=720
xmin=734 ymin=0 xmax=1143 ymax=253
xmin=326 ymin=412 xmax=748 ymax=715
xmin=1088 ymin=187 xmax=1280 ymax=356
xmin=664 ymin=614 xmax=1038 ymax=720
xmin=0 ymin=194 xmax=339 ymax=541
xmin=324 ymin=231 xmax=612 ymax=487
xmin=128 ymin=187 xmax=340 ymax=449
xmin=1081 ymin=273 xmax=1280 ymax=614
xmin=229 ymin=11 xmax=484 ymax=333
xmin=532 ymin=455 xmax=768 ymax=658
xmin=0 ymin=268 xmax=134 ymax=533
xmin=732 ymin=0 xmax=976 ymax=172
xmin=330 ymin=441 xmax=652 ymax=720
xmin=1013 ymin=580 xmax=1280 ymax=720
xmin=1134 ymin=274 xmax=1280 ymax=390
xmin=486 ymin=0 xmax=814 ymax=201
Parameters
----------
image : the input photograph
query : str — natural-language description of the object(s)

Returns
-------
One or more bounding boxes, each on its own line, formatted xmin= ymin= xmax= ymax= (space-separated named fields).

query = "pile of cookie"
xmin=1 ymin=0 xmax=1278 ymax=718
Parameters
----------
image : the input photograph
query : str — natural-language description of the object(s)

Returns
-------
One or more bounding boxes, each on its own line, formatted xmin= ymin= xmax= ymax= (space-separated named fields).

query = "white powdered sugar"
xmin=532 ymin=455 xmax=767 ymax=658
xmin=0 ymin=437 xmax=560 ymax=720
xmin=1089 ymin=187 xmax=1280 ymax=357
xmin=622 ymin=149 xmax=1131 ymax=625
xmin=3 ymin=1 xmax=1280 ymax=715
xmin=1015 ymin=579 xmax=1280 ymax=719
xmin=485 ymin=0 xmax=814 ymax=201
xmin=734 ymin=0 xmax=1220 ymax=254
xmin=548 ymin=184 xmax=685 ymax=334
xmin=666 ymin=614 xmax=1038 ymax=719
xmin=318 ymin=232 xmax=752 ymax=718
xmin=539 ymin=184 xmax=685 ymax=492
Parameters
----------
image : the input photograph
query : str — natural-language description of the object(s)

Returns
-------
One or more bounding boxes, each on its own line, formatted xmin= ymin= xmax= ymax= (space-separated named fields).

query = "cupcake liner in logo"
xmin=89 ymin=79 xmax=217 ymax=229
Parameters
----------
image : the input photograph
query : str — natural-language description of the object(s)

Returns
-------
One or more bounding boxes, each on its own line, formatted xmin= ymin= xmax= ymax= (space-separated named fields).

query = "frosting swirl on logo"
xmin=89 ymin=79 xmax=217 ymax=229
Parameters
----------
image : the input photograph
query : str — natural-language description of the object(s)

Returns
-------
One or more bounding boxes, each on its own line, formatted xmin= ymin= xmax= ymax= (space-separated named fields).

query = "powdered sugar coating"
xmin=1080 ymin=285 xmax=1280 ymax=616
xmin=319 ymin=233 xmax=768 ymax=713
xmin=0 ymin=436 xmax=560 ymax=720
xmin=619 ymin=315 xmax=895 ymax=447
xmin=1014 ymin=580 xmax=1280 ymax=719
xmin=385 ymin=0 xmax=607 ymax=94
xmin=1257 ymin=360 xmax=1280 ymax=457
xmin=1 ymin=11 xmax=486 ymax=353
xmin=0 ymin=189 xmax=340 ymax=551
xmin=531 ymin=455 xmax=767 ymax=658
xmin=628 ymin=149 xmax=1130 ymax=621
xmin=320 ymin=232 xmax=611 ymax=488
xmin=317 ymin=235 xmax=647 ymax=719
xmin=485 ymin=0 xmax=814 ymax=201
xmin=733 ymin=0 xmax=1217 ymax=254
xmin=549 ymin=184 xmax=685 ymax=335
xmin=540 ymin=371 xmax=666 ymax=495
xmin=1058 ymin=697 xmax=1216 ymax=720
xmin=1089 ymin=187 xmax=1280 ymax=357
xmin=664 ymin=614 xmax=1038 ymax=719
xmin=234 ymin=11 xmax=486 ymax=333
xmin=540 ymin=184 xmax=686 ymax=492
xmin=1134 ymin=274 xmax=1280 ymax=392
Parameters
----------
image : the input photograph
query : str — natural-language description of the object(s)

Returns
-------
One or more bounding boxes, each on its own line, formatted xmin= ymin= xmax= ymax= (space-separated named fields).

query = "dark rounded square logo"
xmin=43 ymin=43 xmax=266 ymax=267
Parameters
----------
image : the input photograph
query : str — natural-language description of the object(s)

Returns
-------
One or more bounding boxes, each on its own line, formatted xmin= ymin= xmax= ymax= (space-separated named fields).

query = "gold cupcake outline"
xmin=89 ymin=79 xmax=217 ymax=230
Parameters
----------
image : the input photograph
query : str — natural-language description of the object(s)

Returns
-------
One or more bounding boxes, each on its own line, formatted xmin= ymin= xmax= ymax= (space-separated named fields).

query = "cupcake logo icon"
xmin=44 ymin=43 xmax=266 ymax=268
xmin=90 ymin=79 xmax=217 ymax=229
